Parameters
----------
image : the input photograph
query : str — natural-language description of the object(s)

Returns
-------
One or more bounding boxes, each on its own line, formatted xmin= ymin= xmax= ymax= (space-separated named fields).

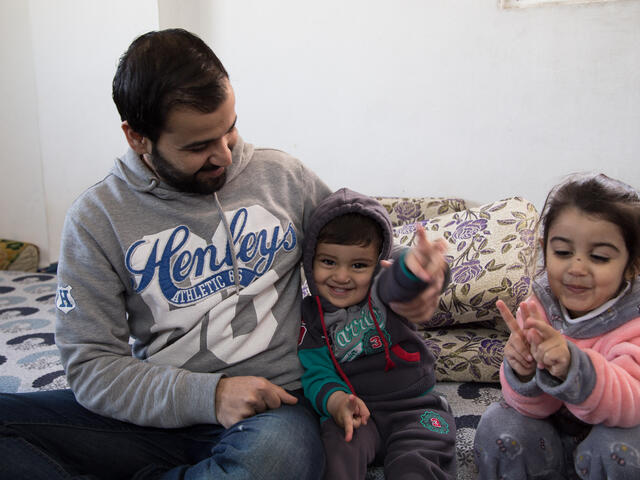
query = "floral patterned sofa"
xmin=376 ymin=195 xmax=539 ymax=384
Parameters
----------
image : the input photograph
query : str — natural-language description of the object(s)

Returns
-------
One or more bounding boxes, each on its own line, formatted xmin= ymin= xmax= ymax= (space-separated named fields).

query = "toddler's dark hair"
xmin=317 ymin=213 xmax=383 ymax=254
xmin=540 ymin=173 xmax=640 ymax=278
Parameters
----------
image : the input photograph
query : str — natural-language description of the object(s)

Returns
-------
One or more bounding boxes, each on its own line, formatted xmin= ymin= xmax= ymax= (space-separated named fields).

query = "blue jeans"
xmin=0 ymin=389 xmax=324 ymax=480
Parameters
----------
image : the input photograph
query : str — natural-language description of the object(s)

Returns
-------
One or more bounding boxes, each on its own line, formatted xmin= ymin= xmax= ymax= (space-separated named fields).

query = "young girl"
xmin=474 ymin=173 xmax=640 ymax=480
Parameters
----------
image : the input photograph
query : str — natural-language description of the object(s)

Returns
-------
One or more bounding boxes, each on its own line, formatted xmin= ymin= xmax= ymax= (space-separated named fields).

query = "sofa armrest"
xmin=0 ymin=239 xmax=39 ymax=272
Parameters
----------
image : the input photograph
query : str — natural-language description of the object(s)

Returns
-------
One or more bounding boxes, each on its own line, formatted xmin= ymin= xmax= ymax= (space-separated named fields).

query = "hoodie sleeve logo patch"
xmin=420 ymin=410 xmax=450 ymax=434
xmin=56 ymin=285 xmax=76 ymax=314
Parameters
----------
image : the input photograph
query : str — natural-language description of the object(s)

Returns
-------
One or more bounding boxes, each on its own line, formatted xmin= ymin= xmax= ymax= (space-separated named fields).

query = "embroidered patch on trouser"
xmin=420 ymin=410 xmax=450 ymax=434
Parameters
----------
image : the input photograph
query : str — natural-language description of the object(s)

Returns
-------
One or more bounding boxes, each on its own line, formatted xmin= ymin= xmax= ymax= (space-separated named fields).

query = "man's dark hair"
xmin=112 ymin=28 xmax=229 ymax=142
xmin=317 ymin=213 xmax=383 ymax=254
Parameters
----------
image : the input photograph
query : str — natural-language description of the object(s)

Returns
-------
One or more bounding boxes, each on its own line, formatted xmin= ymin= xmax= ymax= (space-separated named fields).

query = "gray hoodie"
xmin=55 ymin=136 xmax=330 ymax=427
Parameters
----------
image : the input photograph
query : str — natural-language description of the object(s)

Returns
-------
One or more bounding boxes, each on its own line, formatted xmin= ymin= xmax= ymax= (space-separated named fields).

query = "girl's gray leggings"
xmin=474 ymin=401 xmax=640 ymax=480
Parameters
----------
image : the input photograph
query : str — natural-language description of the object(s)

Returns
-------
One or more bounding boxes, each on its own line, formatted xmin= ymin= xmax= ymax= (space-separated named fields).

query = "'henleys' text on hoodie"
xmin=125 ymin=208 xmax=297 ymax=305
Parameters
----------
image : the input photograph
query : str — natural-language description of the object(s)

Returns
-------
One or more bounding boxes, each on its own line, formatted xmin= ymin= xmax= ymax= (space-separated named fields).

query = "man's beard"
xmin=149 ymin=145 xmax=227 ymax=194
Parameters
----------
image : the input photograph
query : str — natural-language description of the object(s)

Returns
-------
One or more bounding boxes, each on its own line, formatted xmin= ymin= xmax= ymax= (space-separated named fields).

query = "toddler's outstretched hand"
xmin=404 ymin=224 xmax=448 ymax=284
xmin=326 ymin=391 xmax=370 ymax=442
xmin=497 ymin=299 xmax=536 ymax=380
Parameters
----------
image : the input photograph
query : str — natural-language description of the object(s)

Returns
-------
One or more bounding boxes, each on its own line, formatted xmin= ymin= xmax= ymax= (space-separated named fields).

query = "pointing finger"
xmin=496 ymin=300 xmax=523 ymax=338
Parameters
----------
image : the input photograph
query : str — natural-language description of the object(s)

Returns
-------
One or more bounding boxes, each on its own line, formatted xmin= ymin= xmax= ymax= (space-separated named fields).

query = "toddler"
xmin=298 ymin=188 xmax=457 ymax=479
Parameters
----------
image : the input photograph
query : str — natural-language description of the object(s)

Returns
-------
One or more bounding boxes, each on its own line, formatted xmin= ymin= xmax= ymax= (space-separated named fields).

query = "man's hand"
xmin=497 ymin=299 xmax=536 ymax=380
xmin=215 ymin=376 xmax=298 ymax=428
xmin=326 ymin=391 xmax=370 ymax=442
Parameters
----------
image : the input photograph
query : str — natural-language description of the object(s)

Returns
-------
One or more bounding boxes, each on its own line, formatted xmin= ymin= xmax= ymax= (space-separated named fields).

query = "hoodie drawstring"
xmin=214 ymin=193 xmax=241 ymax=294
xmin=314 ymin=293 xmax=396 ymax=396
xmin=140 ymin=177 xmax=158 ymax=192
xmin=367 ymin=295 xmax=396 ymax=372
xmin=315 ymin=295 xmax=356 ymax=395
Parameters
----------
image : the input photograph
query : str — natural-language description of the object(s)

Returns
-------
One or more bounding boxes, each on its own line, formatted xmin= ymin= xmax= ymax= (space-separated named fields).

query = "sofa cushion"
xmin=393 ymin=197 xmax=539 ymax=332
xmin=422 ymin=326 xmax=509 ymax=383
xmin=375 ymin=197 xmax=468 ymax=228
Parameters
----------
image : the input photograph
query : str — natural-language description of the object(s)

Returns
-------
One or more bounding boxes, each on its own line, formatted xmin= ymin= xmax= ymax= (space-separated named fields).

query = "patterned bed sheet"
xmin=0 ymin=271 xmax=69 ymax=392
xmin=0 ymin=269 xmax=501 ymax=478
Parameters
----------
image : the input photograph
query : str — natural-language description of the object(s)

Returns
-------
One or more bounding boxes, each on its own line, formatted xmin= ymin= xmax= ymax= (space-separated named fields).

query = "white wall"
xmin=0 ymin=1 xmax=48 ymax=260
xmin=2 ymin=0 xmax=639 ymax=266
xmin=197 ymin=0 xmax=640 ymax=207
xmin=0 ymin=0 xmax=158 ymax=266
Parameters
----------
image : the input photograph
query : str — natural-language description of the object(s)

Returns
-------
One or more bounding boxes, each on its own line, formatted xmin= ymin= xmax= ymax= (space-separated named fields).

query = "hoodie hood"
xmin=302 ymin=187 xmax=394 ymax=297
xmin=110 ymin=136 xmax=256 ymax=295
xmin=111 ymin=136 xmax=254 ymax=200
